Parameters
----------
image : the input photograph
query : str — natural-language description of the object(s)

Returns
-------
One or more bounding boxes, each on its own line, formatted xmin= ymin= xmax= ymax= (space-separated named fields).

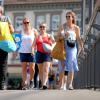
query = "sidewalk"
xmin=0 ymin=89 xmax=100 ymax=100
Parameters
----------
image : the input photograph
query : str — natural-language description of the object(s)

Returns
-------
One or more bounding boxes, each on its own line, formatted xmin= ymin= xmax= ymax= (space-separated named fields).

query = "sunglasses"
xmin=23 ymin=22 xmax=30 ymax=24
xmin=39 ymin=26 xmax=46 ymax=29
xmin=66 ymin=15 xmax=72 ymax=19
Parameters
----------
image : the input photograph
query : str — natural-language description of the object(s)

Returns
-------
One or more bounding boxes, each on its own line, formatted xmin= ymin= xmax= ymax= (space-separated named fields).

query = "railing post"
xmin=81 ymin=0 xmax=86 ymax=35
xmin=89 ymin=0 xmax=94 ymax=21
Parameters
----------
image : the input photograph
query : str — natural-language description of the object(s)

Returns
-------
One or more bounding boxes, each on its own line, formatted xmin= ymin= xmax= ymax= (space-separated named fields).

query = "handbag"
xmin=67 ymin=40 xmax=76 ymax=48
xmin=41 ymin=35 xmax=55 ymax=53
xmin=0 ymin=21 xmax=16 ymax=52
xmin=51 ymin=39 xmax=66 ymax=60
xmin=66 ymin=30 xmax=76 ymax=48
xmin=42 ymin=42 xmax=53 ymax=53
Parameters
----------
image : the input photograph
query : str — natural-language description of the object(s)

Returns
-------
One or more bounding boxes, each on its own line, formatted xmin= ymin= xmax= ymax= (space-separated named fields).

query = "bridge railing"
xmin=74 ymin=0 xmax=100 ymax=89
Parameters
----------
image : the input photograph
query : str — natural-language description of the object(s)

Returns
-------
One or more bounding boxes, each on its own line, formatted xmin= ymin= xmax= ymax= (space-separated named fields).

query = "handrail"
xmin=84 ymin=0 xmax=99 ymax=42
xmin=78 ymin=0 xmax=100 ymax=57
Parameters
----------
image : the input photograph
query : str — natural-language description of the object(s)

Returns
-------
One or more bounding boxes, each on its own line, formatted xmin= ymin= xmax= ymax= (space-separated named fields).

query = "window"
xmin=51 ymin=14 xmax=60 ymax=31
xmin=0 ymin=0 xmax=3 ymax=5
xmin=14 ymin=13 xmax=25 ymax=31
xmin=36 ymin=15 xmax=46 ymax=30
xmin=35 ymin=11 xmax=61 ymax=32
xmin=15 ymin=16 xmax=23 ymax=30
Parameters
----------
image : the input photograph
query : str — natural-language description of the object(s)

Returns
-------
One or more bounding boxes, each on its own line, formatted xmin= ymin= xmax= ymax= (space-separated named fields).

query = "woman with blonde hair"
xmin=35 ymin=23 xmax=55 ymax=89
xmin=18 ymin=17 xmax=38 ymax=89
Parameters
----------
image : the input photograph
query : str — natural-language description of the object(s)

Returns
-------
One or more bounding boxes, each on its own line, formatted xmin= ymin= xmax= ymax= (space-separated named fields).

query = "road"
xmin=0 ymin=89 xmax=100 ymax=100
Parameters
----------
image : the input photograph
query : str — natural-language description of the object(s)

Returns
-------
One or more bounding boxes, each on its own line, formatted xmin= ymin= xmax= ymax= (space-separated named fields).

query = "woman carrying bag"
xmin=56 ymin=11 xmax=83 ymax=90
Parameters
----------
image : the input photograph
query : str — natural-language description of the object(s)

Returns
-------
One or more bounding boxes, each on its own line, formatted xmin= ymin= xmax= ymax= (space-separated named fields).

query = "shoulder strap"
xmin=48 ymin=34 xmax=55 ymax=41
xmin=47 ymin=34 xmax=51 ymax=38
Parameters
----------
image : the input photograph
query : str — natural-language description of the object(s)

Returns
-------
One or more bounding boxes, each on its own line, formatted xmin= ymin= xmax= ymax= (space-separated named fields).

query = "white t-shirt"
xmin=18 ymin=29 xmax=35 ymax=53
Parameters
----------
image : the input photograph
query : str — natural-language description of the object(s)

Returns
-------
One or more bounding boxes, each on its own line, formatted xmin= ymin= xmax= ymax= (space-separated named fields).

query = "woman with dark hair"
xmin=57 ymin=11 xmax=83 ymax=90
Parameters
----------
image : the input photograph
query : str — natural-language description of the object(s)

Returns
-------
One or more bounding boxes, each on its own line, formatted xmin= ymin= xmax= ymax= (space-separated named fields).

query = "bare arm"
xmin=7 ymin=16 xmax=14 ymax=33
xmin=75 ymin=25 xmax=84 ymax=52
xmin=31 ymin=29 xmax=38 ymax=54
xmin=49 ymin=34 xmax=55 ymax=44
xmin=56 ymin=25 xmax=64 ymax=41
xmin=9 ymin=24 xmax=14 ymax=33
xmin=34 ymin=28 xmax=38 ymax=38
xmin=33 ymin=29 xmax=38 ymax=48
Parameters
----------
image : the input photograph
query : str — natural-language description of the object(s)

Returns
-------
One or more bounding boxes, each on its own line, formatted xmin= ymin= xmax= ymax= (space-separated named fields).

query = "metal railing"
xmin=74 ymin=0 xmax=100 ymax=89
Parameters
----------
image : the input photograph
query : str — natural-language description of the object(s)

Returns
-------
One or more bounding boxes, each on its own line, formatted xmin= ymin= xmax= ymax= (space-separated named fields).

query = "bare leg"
xmin=22 ymin=62 xmax=27 ymax=86
xmin=37 ymin=64 xmax=43 ymax=87
xmin=63 ymin=71 xmax=69 ymax=90
xmin=43 ymin=62 xmax=50 ymax=86
xmin=59 ymin=72 xmax=64 ymax=89
xmin=68 ymin=71 xmax=74 ymax=90
xmin=29 ymin=62 xmax=35 ymax=81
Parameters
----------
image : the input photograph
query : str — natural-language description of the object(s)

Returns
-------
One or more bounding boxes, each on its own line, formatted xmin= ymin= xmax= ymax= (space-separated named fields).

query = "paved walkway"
xmin=0 ymin=89 xmax=100 ymax=100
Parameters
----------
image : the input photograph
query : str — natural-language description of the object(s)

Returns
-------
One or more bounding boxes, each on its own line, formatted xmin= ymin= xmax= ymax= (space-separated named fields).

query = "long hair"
xmin=0 ymin=6 xmax=4 ymax=14
xmin=66 ymin=11 xmax=76 ymax=24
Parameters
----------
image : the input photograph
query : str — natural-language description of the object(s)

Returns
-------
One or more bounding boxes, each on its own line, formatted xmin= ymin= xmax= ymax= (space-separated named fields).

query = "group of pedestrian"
xmin=0 ymin=5 xmax=83 ymax=90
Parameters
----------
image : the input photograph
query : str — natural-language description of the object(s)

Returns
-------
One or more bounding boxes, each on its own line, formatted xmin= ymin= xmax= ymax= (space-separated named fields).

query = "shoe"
xmin=22 ymin=86 xmax=28 ymax=90
xmin=59 ymin=86 xmax=64 ymax=90
xmin=63 ymin=83 xmax=67 ymax=90
xmin=68 ymin=85 xmax=74 ymax=90
xmin=43 ymin=85 xmax=47 ymax=90
xmin=29 ymin=81 xmax=34 ymax=89
xmin=22 ymin=85 xmax=28 ymax=90
xmin=63 ymin=86 xmax=67 ymax=90
xmin=39 ymin=80 xmax=42 ymax=89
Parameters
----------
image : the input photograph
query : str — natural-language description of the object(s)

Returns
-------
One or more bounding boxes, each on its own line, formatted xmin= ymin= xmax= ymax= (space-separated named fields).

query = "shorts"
xmin=36 ymin=51 xmax=52 ymax=64
xmin=19 ymin=53 xmax=35 ymax=62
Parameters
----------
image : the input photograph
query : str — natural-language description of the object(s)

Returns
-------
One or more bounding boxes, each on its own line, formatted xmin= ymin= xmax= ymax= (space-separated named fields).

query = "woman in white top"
xmin=19 ymin=17 xmax=38 ymax=89
xmin=57 ymin=11 xmax=83 ymax=90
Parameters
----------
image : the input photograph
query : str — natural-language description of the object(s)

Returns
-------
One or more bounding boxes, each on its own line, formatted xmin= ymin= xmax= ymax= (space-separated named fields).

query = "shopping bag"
xmin=12 ymin=33 xmax=22 ymax=51
xmin=0 ymin=21 xmax=16 ymax=52
xmin=51 ymin=39 xmax=66 ymax=60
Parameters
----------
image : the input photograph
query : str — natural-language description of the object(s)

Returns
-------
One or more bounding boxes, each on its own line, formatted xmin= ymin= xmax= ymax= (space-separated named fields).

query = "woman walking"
xmin=58 ymin=11 xmax=83 ymax=90
xmin=35 ymin=23 xmax=55 ymax=89
xmin=18 ymin=17 xmax=38 ymax=89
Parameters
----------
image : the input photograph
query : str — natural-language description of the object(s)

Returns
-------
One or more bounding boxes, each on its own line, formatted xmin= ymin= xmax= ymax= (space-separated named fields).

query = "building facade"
xmin=4 ymin=0 xmax=82 ymax=33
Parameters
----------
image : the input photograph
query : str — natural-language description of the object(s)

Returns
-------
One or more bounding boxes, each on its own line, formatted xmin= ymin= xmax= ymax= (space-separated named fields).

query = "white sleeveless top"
xmin=61 ymin=25 xmax=76 ymax=43
xmin=18 ymin=29 xmax=35 ymax=53
xmin=67 ymin=30 xmax=76 ymax=43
